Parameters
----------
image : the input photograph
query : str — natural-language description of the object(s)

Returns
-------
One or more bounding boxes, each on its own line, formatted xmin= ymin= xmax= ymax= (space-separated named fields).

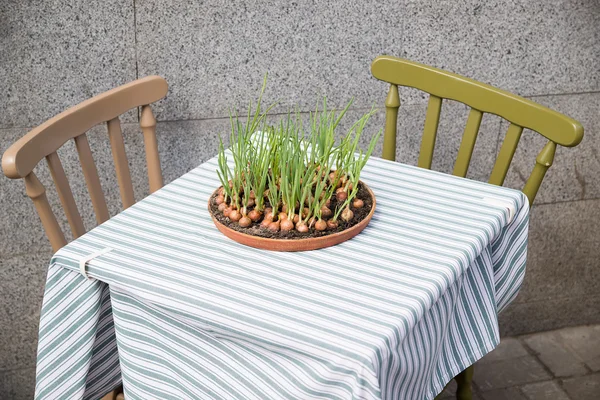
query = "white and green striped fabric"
xmin=35 ymin=155 xmax=529 ymax=400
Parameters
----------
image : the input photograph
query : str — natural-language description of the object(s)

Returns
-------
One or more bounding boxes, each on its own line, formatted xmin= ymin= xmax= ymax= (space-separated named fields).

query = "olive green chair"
xmin=371 ymin=55 xmax=584 ymax=400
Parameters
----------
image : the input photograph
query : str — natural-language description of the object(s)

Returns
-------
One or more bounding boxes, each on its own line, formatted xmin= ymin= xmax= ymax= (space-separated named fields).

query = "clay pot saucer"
xmin=208 ymin=182 xmax=376 ymax=252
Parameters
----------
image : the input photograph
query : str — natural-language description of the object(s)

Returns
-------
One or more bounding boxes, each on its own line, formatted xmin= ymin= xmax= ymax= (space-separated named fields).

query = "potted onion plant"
xmin=209 ymin=83 xmax=380 ymax=251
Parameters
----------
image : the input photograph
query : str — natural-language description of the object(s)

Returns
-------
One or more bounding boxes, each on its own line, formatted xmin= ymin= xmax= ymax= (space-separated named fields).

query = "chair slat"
xmin=522 ymin=141 xmax=556 ymax=205
xmin=24 ymin=172 xmax=67 ymax=251
xmin=140 ymin=105 xmax=164 ymax=193
xmin=74 ymin=134 xmax=110 ymax=224
xmin=382 ymin=84 xmax=400 ymax=161
xmin=107 ymin=117 xmax=135 ymax=208
xmin=489 ymin=123 xmax=524 ymax=186
xmin=453 ymin=108 xmax=483 ymax=177
xmin=46 ymin=152 xmax=86 ymax=238
xmin=418 ymin=95 xmax=443 ymax=169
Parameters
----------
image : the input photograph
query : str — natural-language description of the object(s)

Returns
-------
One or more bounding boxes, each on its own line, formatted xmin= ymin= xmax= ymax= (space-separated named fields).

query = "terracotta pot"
xmin=208 ymin=182 xmax=376 ymax=252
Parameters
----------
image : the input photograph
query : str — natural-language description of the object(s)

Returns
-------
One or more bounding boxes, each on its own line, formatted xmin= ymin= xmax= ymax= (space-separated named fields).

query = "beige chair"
xmin=2 ymin=76 xmax=169 ymax=400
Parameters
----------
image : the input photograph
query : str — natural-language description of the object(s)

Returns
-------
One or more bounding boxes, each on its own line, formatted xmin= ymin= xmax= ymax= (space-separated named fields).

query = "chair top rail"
xmin=371 ymin=56 xmax=583 ymax=148
xmin=2 ymin=75 xmax=168 ymax=179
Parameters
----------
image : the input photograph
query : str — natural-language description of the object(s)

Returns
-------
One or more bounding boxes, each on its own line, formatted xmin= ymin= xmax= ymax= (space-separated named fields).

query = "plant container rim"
xmin=208 ymin=181 xmax=376 ymax=252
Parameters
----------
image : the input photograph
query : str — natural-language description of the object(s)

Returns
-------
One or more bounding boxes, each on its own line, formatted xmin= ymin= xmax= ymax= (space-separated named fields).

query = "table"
xmin=34 ymin=155 xmax=529 ymax=400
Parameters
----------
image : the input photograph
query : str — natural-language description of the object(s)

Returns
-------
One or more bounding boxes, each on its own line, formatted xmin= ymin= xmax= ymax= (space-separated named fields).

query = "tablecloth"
xmin=35 ymin=155 xmax=529 ymax=400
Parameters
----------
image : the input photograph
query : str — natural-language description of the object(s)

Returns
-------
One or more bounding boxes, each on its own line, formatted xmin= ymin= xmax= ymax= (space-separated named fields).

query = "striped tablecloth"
xmin=35 ymin=155 xmax=529 ymax=400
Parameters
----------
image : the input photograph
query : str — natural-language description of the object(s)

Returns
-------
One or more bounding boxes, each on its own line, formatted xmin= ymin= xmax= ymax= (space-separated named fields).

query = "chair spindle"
xmin=383 ymin=84 xmax=400 ymax=161
xmin=140 ymin=105 xmax=163 ymax=193
xmin=24 ymin=172 xmax=67 ymax=251
xmin=522 ymin=141 xmax=556 ymax=206
xmin=107 ymin=117 xmax=135 ymax=209
xmin=489 ymin=124 xmax=524 ymax=186
xmin=453 ymin=108 xmax=483 ymax=177
xmin=418 ymin=95 xmax=443 ymax=169
xmin=74 ymin=134 xmax=110 ymax=224
xmin=46 ymin=152 xmax=85 ymax=238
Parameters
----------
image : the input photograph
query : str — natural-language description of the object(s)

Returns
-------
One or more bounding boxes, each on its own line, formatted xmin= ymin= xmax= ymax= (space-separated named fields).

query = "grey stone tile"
xmin=562 ymin=373 xmax=600 ymax=400
xmin=0 ymin=367 xmax=36 ymax=400
xmin=0 ymin=252 xmax=51 ymax=371
xmin=478 ymin=337 xmax=529 ymax=364
xmin=474 ymin=356 xmax=551 ymax=391
xmin=511 ymin=199 xmax=600 ymax=307
xmin=480 ymin=387 xmax=527 ymax=400
xmin=0 ymin=1 xmax=137 ymax=128
xmin=499 ymin=296 xmax=600 ymax=337
xmin=135 ymin=0 xmax=405 ymax=121
xmin=154 ymin=119 xmax=232 ymax=184
xmin=523 ymin=331 xmax=588 ymax=377
xmin=520 ymin=380 xmax=570 ymax=400
xmin=402 ymin=0 xmax=600 ymax=99
xmin=558 ymin=325 xmax=600 ymax=373
xmin=502 ymin=93 xmax=600 ymax=205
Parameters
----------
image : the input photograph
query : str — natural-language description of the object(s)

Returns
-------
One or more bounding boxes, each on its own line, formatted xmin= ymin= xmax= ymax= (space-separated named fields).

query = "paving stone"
xmin=562 ymin=373 xmax=600 ymax=400
xmin=524 ymin=331 xmax=588 ymax=377
xmin=480 ymin=387 xmax=527 ymax=400
xmin=0 ymin=367 xmax=36 ymax=400
xmin=474 ymin=356 xmax=551 ymax=391
xmin=478 ymin=337 xmax=529 ymax=364
xmin=520 ymin=380 xmax=570 ymax=400
xmin=558 ymin=325 xmax=600 ymax=373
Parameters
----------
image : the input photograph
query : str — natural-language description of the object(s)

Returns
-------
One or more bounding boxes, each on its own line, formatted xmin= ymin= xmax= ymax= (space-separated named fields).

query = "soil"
xmin=209 ymin=182 xmax=374 ymax=240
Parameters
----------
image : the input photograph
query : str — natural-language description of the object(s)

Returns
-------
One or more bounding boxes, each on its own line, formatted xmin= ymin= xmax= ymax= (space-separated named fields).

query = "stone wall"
xmin=1 ymin=1 xmax=598 ymax=397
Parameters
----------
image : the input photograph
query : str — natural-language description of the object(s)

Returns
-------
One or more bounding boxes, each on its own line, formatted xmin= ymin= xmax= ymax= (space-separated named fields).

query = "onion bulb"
xmin=260 ymin=215 xmax=273 ymax=228
xmin=341 ymin=207 xmax=354 ymax=222
xmin=296 ymin=221 xmax=309 ymax=233
xmin=229 ymin=210 xmax=242 ymax=222
xmin=239 ymin=216 xmax=252 ymax=227
xmin=352 ymin=198 xmax=364 ymax=209
xmin=218 ymin=203 xmax=227 ymax=212
xmin=314 ymin=219 xmax=327 ymax=231
xmin=223 ymin=207 xmax=232 ymax=217
xmin=321 ymin=206 xmax=332 ymax=218
xmin=267 ymin=220 xmax=280 ymax=232
xmin=278 ymin=212 xmax=288 ymax=221
xmin=336 ymin=187 xmax=347 ymax=202
xmin=215 ymin=195 xmax=225 ymax=205
xmin=280 ymin=219 xmax=294 ymax=232
xmin=326 ymin=219 xmax=339 ymax=229
xmin=248 ymin=209 xmax=262 ymax=222
xmin=293 ymin=214 xmax=300 ymax=223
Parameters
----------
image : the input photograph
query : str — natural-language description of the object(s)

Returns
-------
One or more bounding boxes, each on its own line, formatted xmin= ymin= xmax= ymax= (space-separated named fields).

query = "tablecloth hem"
xmin=425 ymin=338 xmax=498 ymax=400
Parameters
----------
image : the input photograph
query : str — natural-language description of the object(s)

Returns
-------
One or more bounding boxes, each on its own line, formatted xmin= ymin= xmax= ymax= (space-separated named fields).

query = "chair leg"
xmin=100 ymin=390 xmax=117 ymax=400
xmin=455 ymin=365 xmax=475 ymax=400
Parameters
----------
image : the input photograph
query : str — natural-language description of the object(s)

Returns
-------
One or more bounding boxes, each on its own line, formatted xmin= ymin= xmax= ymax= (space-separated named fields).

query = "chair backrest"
xmin=371 ymin=56 xmax=584 ymax=205
xmin=2 ymin=76 xmax=168 ymax=252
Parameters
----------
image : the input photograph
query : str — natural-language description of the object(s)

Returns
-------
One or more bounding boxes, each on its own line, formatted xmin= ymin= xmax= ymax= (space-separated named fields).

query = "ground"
xmin=438 ymin=324 xmax=600 ymax=399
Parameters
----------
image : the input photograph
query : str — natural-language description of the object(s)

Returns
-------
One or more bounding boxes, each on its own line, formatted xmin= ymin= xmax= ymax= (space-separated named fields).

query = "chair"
xmin=1 ymin=76 xmax=169 ymax=400
xmin=371 ymin=55 xmax=583 ymax=400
